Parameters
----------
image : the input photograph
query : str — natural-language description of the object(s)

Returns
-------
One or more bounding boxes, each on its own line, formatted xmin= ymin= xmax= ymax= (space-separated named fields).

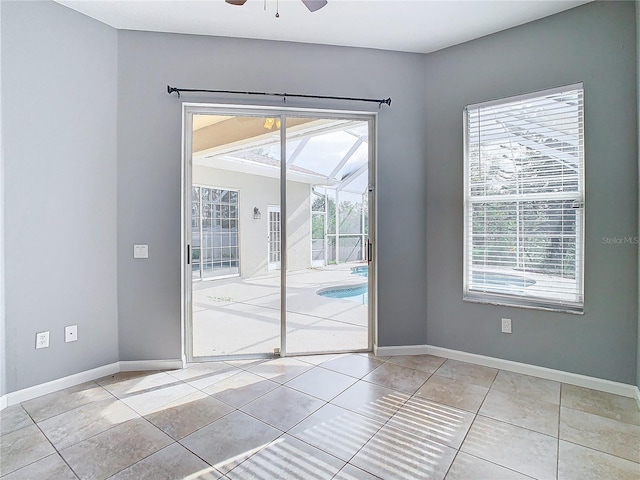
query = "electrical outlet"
xmin=501 ymin=318 xmax=512 ymax=334
xmin=65 ymin=325 xmax=78 ymax=343
xmin=36 ymin=331 xmax=50 ymax=349
xmin=133 ymin=244 xmax=149 ymax=259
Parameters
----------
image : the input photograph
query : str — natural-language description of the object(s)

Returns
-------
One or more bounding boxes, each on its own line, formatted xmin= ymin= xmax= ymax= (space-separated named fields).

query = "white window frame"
xmin=463 ymin=84 xmax=585 ymax=313
xmin=192 ymin=184 xmax=241 ymax=281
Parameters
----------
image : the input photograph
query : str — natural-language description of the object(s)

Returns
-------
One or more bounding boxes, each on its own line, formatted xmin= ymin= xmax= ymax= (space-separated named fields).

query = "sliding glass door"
xmin=183 ymin=106 xmax=375 ymax=361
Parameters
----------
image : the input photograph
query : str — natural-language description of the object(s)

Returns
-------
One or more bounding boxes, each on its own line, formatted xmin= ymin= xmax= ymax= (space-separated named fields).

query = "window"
xmin=464 ymin=84 xmax=585 ymax=312
xmin=192 ymin=186 xmax=240 ymax=280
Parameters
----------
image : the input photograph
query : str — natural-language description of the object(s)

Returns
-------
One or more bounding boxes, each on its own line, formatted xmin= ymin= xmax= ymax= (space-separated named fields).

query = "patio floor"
xmin=192 ymin=264 xmax=369 ymax=357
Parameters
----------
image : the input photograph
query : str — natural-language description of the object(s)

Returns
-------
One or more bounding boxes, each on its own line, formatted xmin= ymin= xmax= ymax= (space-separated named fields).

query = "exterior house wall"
xmin=192 ymin=166 xmax=311 ymax=278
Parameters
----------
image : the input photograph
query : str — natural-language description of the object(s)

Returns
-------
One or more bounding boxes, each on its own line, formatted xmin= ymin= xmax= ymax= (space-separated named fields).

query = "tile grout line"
xmin=19 ymin=377 xmax=195 ymax=479
xmin=329 ymin=369 xmax=433 ymax=478
xmin=556 ymin=398 xmax=640 ymax=465
xmin=27 ymin=412 xmax=81 ymax=479
xmin=9 ymin=380 xmax=115 ymax=479
xmin=101 ymin=371 xmax=243 ymax=478
xmin=558 ymin=438 xmax=640 ymax=466
xmin=224 ymin=358 xmax=402 ymax=479
xmin=5 ymin=356 xmax=637 ymax=478
xmin=440 ymin=365 xmax=498 ymax=479
xmin=20 ymin=380 xmax=113 ymax=424
xmin=471 ymin=368 xmax=563 ymax=438
xmin=557 ymin=383 xmax=564 ymax=480
xmin=450 ymin=451 xmax=539 ymax=480
xmin=260 ymin=362 xmax=640 ymax=474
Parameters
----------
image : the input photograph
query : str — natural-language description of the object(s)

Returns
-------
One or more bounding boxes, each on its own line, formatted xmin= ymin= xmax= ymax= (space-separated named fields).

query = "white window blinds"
xmin=464 ymin=84 xmax=585 ymax=312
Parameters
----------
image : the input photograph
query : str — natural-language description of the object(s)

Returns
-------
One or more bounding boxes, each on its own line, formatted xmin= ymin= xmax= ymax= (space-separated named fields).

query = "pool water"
xmin=471 ymin=272 xmax=536 ymax=288
xmin=318 ymin=284 xmax=368 ymax=305
xmin=317 ymin=266 xmax=369 ymax=304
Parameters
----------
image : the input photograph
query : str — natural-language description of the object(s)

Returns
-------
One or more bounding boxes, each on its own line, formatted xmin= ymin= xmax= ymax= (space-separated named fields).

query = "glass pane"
xmin=311 ymin=188 xmax=326 ymax=212
xmin=191 ymin=113 xmax=280 ymax=358
xmin=327 ymin=236 xmax=336 ymax=264
xmin=312 ymin=214 xmax=325 ymax=240
xmin=338 ymin=236 xmax=363 ymax=263
xmin=338 ymin=191 xmax=363 ymax=235
xmin=192 ymin=247 xmax=201 ymax=280
xmin=327 ymin=190 xmax=336 ymax=234
xmin=468 ymin=200 xmax=579 ymax=302
xmin=286 ymin=116 xmax=369 ymax=355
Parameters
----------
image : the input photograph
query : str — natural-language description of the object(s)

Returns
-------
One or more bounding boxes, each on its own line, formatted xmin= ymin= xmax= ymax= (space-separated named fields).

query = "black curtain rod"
xmin=167 ymin=85 xmax=391 ymax=108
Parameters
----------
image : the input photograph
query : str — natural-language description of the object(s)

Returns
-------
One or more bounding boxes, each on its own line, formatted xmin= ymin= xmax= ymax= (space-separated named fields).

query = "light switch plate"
xmin=133 ymin=244 xmax=149 ymax=259
xmin=65 ymin=325 xmax=78 ymax=343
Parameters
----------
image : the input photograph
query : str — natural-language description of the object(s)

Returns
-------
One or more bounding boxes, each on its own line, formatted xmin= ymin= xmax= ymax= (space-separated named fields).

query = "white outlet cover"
xmin=36 ymin=331 xmax=50 ymax=349
xmin=134 ymin=244 xmax=149 ymax=259
xmin=501 ymin=318 xmax=512 ymax=334
xmin=65 ymin=325 xmax=78 ymax=343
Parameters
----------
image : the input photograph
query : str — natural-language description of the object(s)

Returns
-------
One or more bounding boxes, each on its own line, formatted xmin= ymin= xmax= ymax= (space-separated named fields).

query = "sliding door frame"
xmin=181 ymin=103 xmax=377 ymax=363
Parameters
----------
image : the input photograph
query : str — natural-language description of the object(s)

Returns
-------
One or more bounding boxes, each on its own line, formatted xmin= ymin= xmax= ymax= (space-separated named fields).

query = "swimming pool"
xmin=317 ymin=284 xmax=368 ymax=305
xmin=471 ymin=271 xmax=536 ymax=288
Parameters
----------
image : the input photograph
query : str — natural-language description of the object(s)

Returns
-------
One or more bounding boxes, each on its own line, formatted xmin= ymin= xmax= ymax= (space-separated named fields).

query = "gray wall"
xmin=637 ymin=0 xmax=640 ymax=391
xmin=0 ymin=0 xmax=5 ymax=397
xmin=117 ymin=31 xmax=428 ymax=360
xmin=425 ymin=1 xmax=638 ymax=384
xmin=1 ymin=1 xmax=119 ymax=391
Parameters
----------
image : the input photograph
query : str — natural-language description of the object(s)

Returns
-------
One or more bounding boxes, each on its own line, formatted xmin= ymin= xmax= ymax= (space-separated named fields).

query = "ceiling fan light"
xmin=301 ymin=0 xmax=328 ymax=12
xmin=225 ymin=0 xmax=248 ymax=5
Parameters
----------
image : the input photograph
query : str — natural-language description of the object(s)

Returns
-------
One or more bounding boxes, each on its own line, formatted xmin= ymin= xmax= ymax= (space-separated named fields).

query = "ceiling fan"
xmin=225 ymin=0 xmax=328 ymax=13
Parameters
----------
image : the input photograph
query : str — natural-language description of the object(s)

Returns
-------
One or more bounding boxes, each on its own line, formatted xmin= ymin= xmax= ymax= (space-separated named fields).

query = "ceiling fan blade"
xmin=301 ymin=0 xmax=328 ymax=12
xmin=225 ymin=0 xmax=248 ymax=5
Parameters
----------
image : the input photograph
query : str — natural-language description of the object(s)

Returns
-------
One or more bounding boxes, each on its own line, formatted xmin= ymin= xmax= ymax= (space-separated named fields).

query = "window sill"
xmin=463 ymin=292 xmax=584 ymax=315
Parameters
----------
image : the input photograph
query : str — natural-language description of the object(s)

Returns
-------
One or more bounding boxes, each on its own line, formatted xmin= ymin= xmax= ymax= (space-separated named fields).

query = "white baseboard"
xmin=1 ymin=359 xmax=184 ymax=410
xmin=119 ymin=359 xmax=183 ymax=371
xmin=375 ymin=344 xmax=638 ymax=399
xmin=374 ymin=344 xmax=432 ymax=356
xmin=4 ymin=363 xmax=119 ymax=407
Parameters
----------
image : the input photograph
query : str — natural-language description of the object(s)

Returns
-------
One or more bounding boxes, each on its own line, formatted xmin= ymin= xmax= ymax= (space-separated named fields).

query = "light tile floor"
xmin=1 ymin=354 xmax=639 ymax=480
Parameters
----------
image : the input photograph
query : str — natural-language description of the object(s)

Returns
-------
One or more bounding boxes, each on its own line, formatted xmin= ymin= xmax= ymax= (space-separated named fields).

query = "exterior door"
xmin=183 ymin=105 xmax=375 ymax=362
xmin=268 ymin=205 xmax=281 ymax=271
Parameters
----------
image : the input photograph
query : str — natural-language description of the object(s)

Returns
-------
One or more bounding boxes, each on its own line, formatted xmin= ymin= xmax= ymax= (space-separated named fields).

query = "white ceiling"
xmin=54 ymin=0 xmax=591 ymax=54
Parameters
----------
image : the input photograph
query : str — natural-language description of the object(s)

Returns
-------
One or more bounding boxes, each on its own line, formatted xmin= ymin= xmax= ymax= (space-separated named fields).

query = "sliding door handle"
xmin=367 ymin=240 xmax=373 ymax=264
xmin=187 ymin=245 xmax=191 ymax=265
